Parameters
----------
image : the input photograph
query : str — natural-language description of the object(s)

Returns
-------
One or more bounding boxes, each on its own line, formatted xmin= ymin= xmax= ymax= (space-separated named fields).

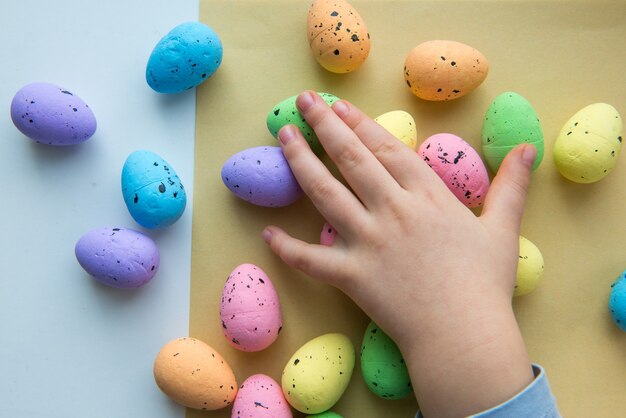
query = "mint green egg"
xmin=306 ymin=412 xmax=343 ymax=418
xmin=266 ymin=92 xmax=340 ymax=155
xmin=481 ymin=92 xmax=544 ymax=172
xmin=360 ymin=321 xmax=413 ymax=400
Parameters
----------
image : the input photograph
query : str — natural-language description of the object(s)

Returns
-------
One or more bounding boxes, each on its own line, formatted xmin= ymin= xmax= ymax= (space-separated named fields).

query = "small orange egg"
xmin=404 ymin=40 xmax=489 ymax=101
xmin=307 ymin=0 xmax=371 ymax=73
xmin=153 ymin=337 xmax=237 ymax=410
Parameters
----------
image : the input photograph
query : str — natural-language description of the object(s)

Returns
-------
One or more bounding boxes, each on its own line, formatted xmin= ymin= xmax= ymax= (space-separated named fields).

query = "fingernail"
xmin=262 ymin=228 xmax=272 ymax=244
xmin=521 ymin=144 xmax=537 ymax=169
xmin=332 ymin=100 xmax=350 ymax=118
xmin=296 ymin=91 xmax=315 ymax=113
xmin=278 ymin=125 xmax=297 ymax=145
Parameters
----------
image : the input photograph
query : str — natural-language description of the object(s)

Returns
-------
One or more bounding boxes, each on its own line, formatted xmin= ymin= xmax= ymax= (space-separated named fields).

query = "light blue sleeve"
xmin=416 ymin=364 xmax=560 ymax=418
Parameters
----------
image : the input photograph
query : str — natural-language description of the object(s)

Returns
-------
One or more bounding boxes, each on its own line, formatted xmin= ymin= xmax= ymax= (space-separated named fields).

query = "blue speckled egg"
xmin=10 ymin=82 xmax=96 ymax=146
xmin=146 ymin=21 xmax=223 ymax=94
xmin=121 ymin=150 xmax=186 ymax=228
xmin=609 ymin=270 xmax=626 ymax=331
xmin=221 ymin=146 xmax=303 ymax=207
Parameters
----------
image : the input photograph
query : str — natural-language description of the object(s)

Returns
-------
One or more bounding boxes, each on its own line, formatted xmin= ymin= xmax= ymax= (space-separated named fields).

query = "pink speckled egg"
xmin=220 ymin=264 xmax=283 ymax=352
xmin=320 ymin=222 xmax=337 ymax=246
xmin=232 ymin=374 xmax=293 ymax=418
xmin=418 ymin=133 xmax=490 ymax=208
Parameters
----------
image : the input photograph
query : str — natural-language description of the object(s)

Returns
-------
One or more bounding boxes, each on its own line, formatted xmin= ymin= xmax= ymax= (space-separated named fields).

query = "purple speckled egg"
xmin=418 ymin=133 xmax=490 ymax=208
xmin=10 ymin=82 xmax=96 ymax=146
xmin=75 ymin=227 xmax=159 ymax=289
xmin=220 ymin=264 xmax=282 ymax=352
xmin=232 ymin=374 xmax=292 ymax=418
xmin=221 ymin=146 xmax=303 ymax=207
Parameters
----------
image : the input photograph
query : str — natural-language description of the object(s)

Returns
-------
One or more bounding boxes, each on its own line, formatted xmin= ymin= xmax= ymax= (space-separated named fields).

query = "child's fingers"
xmin=330 ymin=99 xmax=432 ymax=191
xmin=481 ymin=144 xmax=537 ymax=234
xmin=295 ymin=91 xmax=403 ymax=209
xmin=278 ymin=124 xmax=369 ymax=238
xmin=262 ymin=225 xmax=348 ymax=284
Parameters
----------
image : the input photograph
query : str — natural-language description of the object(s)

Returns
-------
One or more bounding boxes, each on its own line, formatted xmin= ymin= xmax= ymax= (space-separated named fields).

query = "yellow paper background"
xmin=191 ymin=1 xmax=626 ymax=417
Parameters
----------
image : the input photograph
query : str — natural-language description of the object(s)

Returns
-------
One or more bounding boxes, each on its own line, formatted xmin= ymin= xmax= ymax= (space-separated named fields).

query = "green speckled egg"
xmin=266 ymin=92 xmax=340 ymax=155
xmin=282 ymin=333 xmax=354 ymax=414
xmin=360 ymin=321 xmax=412 ymax=400
xmin=481 ymin=92 xmax=544 ymax=172
xmin=307 ymin=412 xmax=344 ymax=418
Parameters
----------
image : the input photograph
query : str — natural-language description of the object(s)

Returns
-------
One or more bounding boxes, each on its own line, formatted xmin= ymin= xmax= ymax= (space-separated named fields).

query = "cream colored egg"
xmin=307 ymin=0 xmax=370 ymax=73
xmin=553 ymin=103 xmax=623 ymax=183
xmin=282 ymin=333 xmax=355 ymax=414
xmin=514 ymin=236 xmax=544 ymax=297
xmin=374 ymin=110 xmax=418 ymax=149
xmin=153 ymin=337 xmax=237 ymax=410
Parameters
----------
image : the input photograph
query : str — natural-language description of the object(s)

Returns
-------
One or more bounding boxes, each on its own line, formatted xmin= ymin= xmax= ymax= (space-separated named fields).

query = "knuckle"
xmin=372 ymin=137 xmax=401 ymax=157
xmin=336 ymin=143 xmax=363 ymax=171
xmin=306 ymin=176 xmax=336 ymax=203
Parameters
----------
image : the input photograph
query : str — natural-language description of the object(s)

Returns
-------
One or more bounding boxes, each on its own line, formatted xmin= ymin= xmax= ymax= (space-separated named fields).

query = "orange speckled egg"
xmin=404 ymin=40 xmax=489 ymax=101
xmin=307 ymin=0 xmax=370 ymax=73
xmin=153 ymin=337 xmax=237 ymax=410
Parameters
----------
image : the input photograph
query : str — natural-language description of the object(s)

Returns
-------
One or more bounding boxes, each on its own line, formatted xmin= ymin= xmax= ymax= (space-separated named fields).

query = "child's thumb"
xmin=481 ymin=144 xmax=537 ymax=233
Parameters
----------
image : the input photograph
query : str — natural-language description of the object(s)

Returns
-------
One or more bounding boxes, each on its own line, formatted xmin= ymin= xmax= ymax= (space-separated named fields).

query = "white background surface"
xmin=0 ymin=1 xmax=198 ymax=417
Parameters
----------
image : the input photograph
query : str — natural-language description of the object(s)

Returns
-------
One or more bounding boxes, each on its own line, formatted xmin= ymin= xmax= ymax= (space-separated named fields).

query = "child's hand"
xmin=263 ymin=91 xmax=536 ymax=417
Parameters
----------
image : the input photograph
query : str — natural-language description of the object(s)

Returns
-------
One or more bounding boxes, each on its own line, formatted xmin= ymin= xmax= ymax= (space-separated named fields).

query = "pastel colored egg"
xmin=75 ymin=227 xmax=159 ymax=289
xmin=404 ymin=40 xmax=488 ymax=101
xmin=307 ymin=412 xmax=344 ymax=418
xmin=231 ymin=374 xmax=292 ymax=418
xmin=481 ymin=92 xmax=544 ymax=172
xmin=153 ymin=337 xmax=237 ymax=410
xmin=609 ymin=270 xmax=626 ymax=331
xmin=553 ymin=103 xmax=623 ymax=183
xmin=121 ymin=150 xmax=186 ymax=228
xmin=307 ymin=0 xmax=370 ymax=73
xmin=220 ymin=264 xmax=283 ymax=352
xmin=221 ymin=146 xmax=303 ymax=207
xmin=360 ymin=321 xmax=412 ymax=400
xmin=146 ymin=21 xmax=222 ymax=94
xmin=282 ymin=333 xmax=355 ymax=414
xmin=374 ymin=111 xmax=418 ymax=149
xmin=320 ymin=222 xmax=337 ymax=246
xmin=514 ymin=236 xmax=544 ymax=297
xmin=10 ymin=82 xmax=96 ymax=146
xmin=267 ymin=92 xmax=340 ymax=155
xmin=418 ymin=133 xmax=490 ymax=208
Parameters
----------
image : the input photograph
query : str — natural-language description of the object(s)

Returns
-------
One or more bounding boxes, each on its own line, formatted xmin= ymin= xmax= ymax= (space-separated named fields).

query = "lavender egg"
xmin=10 ymin=82 xmax=96 ymax=146
xmin=75 ymin=227 xmax=159 ymax=289
xmin=221 ymin=146 xmax=303 ymax=207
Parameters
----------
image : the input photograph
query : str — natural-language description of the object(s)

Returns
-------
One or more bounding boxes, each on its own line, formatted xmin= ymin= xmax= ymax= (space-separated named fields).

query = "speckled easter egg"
xmin=553 ymin=103 xmax=623 ymax=183
xmin=231 ymin=374 xmax=292 ymax=418
xmin=267 ymin=92 xmax=340 ymax=155
xmin=75 ymin=227 xmax=159 ymax=289
xmin=307 ymin=412 xmax=344 ymax=418
xmin=403 ymin=40 xmax=488 ymax=101
xmin=360 ymin=321 xmax=412 ymax=400
xmin=320 ymin=222 xmax=338 ymax=246
xmin=609 ymin=270 xmax=626 ymax=331
xmin=221 ymin=146 xmax=303 ymax=207
xmin=514 ymin=236 xmax=544 ymax=297
xmin=121 ymin=150 xmax=186 ymax=228
xmin=220 ymin=264 xmax=282 ymax=352
xmin=375 ymin=111 xmax=418 ymax=149
xmin=10 ymin=82 xmax=96 ymax=145
xmin=418 ymin=133 xmax=490 ymax=208
xmin=153 ymin=337 xmax=237 ymax=410
xmin=482 ymin=92 xmax=544 ymax=172
xmin=307 ymin=0 xmax=370 ymax=73
xmin=146 ymin=21 xmax=222 ymax=93
xmin=282 ymin=333 xmax=355 ymax=414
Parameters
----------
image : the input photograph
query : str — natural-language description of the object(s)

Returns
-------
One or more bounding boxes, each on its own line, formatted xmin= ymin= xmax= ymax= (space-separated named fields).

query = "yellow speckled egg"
xmin=282 ymin=333 xmax=355 ymax=414
xmin=374 ymin=110 xmax=418 ymax=149
xmin=153 ymin=337 xmax=237 ymax=410
xmin=515 ymin=236 xmax=544 ymax=297
xmin=404 ymin=40 xmax=489 ymax=101
xmin=553 ymin=103 xmax=623 ymax=183
xmin=307 ymin=0 xmax=370 ymax=73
